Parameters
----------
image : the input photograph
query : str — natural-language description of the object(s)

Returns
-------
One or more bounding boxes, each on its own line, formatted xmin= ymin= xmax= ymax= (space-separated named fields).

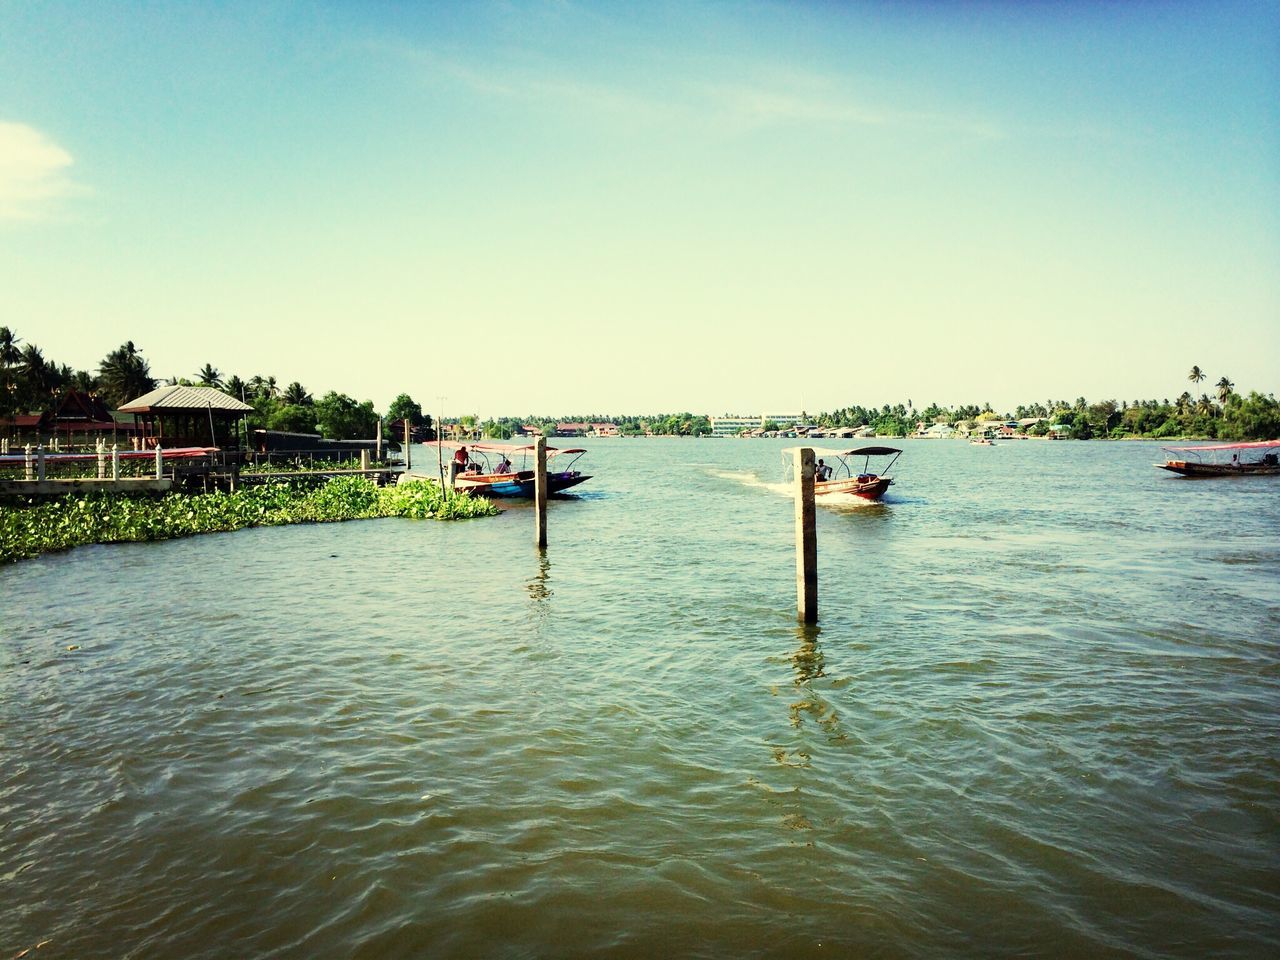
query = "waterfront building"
xmin=709 ymin=415 xmax=762 ymax=437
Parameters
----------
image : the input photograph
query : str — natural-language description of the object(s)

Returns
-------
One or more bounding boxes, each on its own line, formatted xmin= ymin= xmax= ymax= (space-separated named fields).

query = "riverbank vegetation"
xmin=4 ymin=328 xmax=1273 ymax=443
xmin=0 ymin=477 xmax=495 ymax=565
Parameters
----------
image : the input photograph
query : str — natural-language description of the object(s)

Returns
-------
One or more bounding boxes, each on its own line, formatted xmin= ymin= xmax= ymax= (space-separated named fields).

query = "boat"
xmin=784 ymin=445 xmax=901 ymax=501
xmin=410 ymin=441 xmax=592 ymax=497
xmin=970 ymin=438 xmax=995 ymax=446
xmin=1157 ymin=440 xmax=1280 ymax=477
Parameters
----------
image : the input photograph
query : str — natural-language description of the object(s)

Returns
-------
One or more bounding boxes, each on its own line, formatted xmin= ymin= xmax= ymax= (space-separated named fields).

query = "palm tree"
xmin=97 ymin=341 xmax=156 ymax=409
xmin=1188 ymin=365 xmax=1205 ymax=385
xmin=282 ymin=381 xmax=312 ymax=406
xmin=224 ymin=374 xmax=246 ymax=401
xmin=0 ymin=327 xmax=19 ymax=368
xmin=1216 ymin=376 xmax=1234 ymax=405
xmin=197 ymin=363 xmax=223 ymax=388
xmin=1197 ymin=394 xmax=1216 ymax=417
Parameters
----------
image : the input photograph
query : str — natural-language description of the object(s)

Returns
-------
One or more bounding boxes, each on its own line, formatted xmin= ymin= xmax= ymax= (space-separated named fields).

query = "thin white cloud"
xmin=394 ymin=41 xmax=1002 ymax=142
xmin=0 ymin=121 xmax=79 ymax=221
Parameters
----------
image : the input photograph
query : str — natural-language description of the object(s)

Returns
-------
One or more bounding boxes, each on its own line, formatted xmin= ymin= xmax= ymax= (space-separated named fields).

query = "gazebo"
xmin=119 ymin=386 xmax=253 ymax=450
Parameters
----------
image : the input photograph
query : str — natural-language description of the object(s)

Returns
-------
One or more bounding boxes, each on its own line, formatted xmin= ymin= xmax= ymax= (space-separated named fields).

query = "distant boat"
xmin=411 ymin=441 xmax=591 ymax=497
xmin=970 ymin=438 xmax=995 ymax=446
xmin=785 ymin=446 xmax=901 ymax=501
xmin=1157 ymin=440 xmax=1280 ymax=477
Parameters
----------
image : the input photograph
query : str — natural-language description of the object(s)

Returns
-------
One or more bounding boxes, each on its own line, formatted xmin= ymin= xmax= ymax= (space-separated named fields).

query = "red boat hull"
xmin=815 ymin=475 xmax=892 ymax=500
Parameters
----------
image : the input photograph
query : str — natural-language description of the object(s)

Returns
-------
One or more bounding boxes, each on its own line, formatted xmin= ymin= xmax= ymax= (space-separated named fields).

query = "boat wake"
xmin=710 ymin=470 xmax=885 ymax=508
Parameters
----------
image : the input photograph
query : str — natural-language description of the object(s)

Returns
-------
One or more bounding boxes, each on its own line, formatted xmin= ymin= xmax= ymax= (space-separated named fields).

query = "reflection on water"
xmin=2 ymin=439 xmax=1278 ymax=959
xmin=527 ymin=549 xmax=553 ymax=602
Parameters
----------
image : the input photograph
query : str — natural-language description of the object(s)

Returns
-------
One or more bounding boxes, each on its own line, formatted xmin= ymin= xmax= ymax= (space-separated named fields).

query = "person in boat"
xmin=450 ymin=445 xmax=468 ymax=484
xmin=815 ymin=459 xmax=832 ymax=481
xmin=495 ymin=456 xmax=512 ymax=474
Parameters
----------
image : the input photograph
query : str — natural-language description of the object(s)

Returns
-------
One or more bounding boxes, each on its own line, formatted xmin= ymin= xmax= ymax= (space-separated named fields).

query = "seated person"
xmin=815 ymin=458 xmax=833 ymax=481
xmin=495 ymin=457 xmax=512 ymax=474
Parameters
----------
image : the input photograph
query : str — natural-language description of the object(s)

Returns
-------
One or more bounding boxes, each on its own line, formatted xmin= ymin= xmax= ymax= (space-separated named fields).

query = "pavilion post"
xmin=534 ymin=436 xmax=548 ymax=549
xmin=795 ymin=446 xmax=817 ymax=624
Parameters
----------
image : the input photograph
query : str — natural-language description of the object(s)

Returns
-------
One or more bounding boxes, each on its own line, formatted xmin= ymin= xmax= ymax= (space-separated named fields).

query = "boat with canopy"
xmin=783 ymin=446 xmax=901 ymax=501
xmin=1156 ymin=440 xmax=1280 ymax=477
xmin=406 ymin=440 xmax=592 ymax=497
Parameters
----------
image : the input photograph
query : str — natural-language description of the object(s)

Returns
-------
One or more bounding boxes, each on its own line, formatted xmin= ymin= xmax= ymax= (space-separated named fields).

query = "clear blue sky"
xmin=2 ymin=0 xmax=1276 ymax=418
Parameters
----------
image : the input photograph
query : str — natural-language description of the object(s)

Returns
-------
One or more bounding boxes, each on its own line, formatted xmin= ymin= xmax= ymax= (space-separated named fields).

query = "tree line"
xmin=0 ymin=328 xmax=433 ymax=441
xmin=4 ymin=328 xmax=1275 ymax=442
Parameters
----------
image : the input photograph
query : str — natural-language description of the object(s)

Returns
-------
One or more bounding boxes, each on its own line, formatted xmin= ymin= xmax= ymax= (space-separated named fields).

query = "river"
xmin=2 ymin=438 xmax=1277 ymax=958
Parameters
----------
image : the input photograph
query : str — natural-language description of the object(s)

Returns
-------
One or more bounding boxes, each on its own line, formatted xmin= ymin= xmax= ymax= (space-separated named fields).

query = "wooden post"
xmin=795 ymin=446 xmax=817 ymax=623
xmin=404 ymin=419 xmax=412 ymax=470
xmin=534 ymin=436 xmax=548 ymax=549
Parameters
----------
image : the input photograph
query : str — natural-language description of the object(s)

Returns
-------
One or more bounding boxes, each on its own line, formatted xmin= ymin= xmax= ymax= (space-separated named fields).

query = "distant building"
xmin=710 ymin=415 xmax=761 ymax=437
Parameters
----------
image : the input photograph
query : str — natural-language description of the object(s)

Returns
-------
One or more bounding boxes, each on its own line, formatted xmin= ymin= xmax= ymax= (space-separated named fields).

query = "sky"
xmin=1 ymin=0 xmax=1277 ymax=419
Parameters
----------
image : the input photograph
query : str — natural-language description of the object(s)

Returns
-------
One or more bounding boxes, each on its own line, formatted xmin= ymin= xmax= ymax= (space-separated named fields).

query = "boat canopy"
xmin=1162 ymin=439 xmax=1280 ymax=453
xmin=420 ymin=439 xmax=583 ymax=459
xmin=842 ymin=445 xmax=902 ymax=457
xmin=782 ymin=445 xmax=901 ymax=458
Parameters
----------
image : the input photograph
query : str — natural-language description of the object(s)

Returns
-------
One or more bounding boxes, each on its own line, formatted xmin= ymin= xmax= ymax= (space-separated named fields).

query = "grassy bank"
xmin=0 ymin=477 xmax=496 ymax=565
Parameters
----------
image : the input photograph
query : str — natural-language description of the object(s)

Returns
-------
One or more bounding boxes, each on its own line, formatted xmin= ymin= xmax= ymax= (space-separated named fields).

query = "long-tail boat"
xmin=1157 ymin=440 xmax=1280 ymax=477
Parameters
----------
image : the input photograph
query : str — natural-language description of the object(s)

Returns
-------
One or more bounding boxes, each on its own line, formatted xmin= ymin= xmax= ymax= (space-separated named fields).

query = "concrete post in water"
xmin=155 ymin=446 xmax=163 ymax=480
xmin=534 ymin=436 xmax=548 ymax=549
xmin=111 ymin=444 xmax=120 ymax=481
xmin=404 ymin=419 xmax=412 ymax=470
xmin=794 ymin=446 xmax=817 ymax=624
xmin=36 ymin=445 xmax=46 ymax=482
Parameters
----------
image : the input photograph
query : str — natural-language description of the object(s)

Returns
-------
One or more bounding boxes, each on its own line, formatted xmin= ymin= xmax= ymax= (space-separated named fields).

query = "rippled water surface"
xmin=3 ymin=439 xmax=1278 ymax=958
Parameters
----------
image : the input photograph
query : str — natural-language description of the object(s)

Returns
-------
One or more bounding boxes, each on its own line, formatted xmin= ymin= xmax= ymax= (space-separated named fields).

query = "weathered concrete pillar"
xmin=360 ymin=449 xmax=370 ymax=472
xmin=155 ymin=446 xmax=163 ymax=480
xmin=111 ymin=444 xmax=120 ymax=481
xmin=24 ymin=444 xmax=33 ymax=480
xmin=404 ymin=419 xmax=412 ymax=470
xmin=97 ymin=440 xmax=107 ymax=479
xmin=795 ymin=446 xmax=817 ymax=623
xmin=36 ymin=445 xmax=46 ymax=482
xmin=534 ymin=436 xmax=548 ymax=549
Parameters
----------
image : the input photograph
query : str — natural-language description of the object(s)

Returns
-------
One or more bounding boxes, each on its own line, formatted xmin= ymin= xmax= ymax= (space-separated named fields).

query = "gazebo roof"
xmin=119 ymin=385 xmax=253 ymax=414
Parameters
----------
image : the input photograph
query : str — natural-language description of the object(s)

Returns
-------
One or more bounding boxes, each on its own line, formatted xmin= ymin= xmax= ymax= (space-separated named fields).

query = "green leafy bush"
xmin=0 ymin=476 xmax=497 ymax=565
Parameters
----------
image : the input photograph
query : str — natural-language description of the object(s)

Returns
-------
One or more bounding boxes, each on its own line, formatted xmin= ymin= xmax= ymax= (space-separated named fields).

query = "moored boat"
xmin=412 ymin=441 xmax=592 ymax=497
xmin=1157 ymin=440 xmax=1280 ymax=477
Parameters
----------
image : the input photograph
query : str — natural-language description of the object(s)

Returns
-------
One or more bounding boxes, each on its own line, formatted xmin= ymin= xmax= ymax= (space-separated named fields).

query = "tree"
xmin=1188 ymin=365 xmax=1205 ymax=385
xmin=197 ymin=363 xmax=223 ymax=388
xmin=387 ymin=393 xmax=424 ymax=426
xmin=225 ymin=374 xmax=246 ymax=401
xmin=282 ymin=381 xmax=313 ymax=406
xmin=314 ymin=391 xmax=378 ymax=440
xmin=268 ymin=404 xmax=320 ymax=433
xmin=97 ymin=341 xmax=156 ymax=408
xmin=1222 ymin=392 xmax=1280 ymax=441
xmin=1216 ymin=376 xmax=1234 ymax=405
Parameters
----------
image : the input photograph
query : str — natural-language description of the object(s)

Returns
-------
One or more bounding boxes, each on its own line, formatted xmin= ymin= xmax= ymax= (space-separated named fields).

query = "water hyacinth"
xmin=0 ymin=477 xmax=496 ymax=565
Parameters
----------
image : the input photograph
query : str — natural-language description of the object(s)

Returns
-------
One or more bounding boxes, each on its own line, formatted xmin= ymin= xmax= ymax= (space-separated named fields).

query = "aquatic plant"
xmin=0 ymin=477 xmax=496 ymax=565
